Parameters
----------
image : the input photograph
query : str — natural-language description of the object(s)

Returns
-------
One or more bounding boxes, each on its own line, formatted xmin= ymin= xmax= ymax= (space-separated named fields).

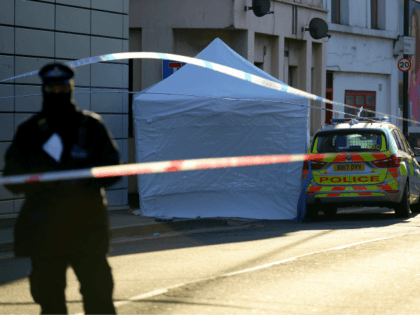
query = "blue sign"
xmin=162 ymin=60 xmax=186 ymax=80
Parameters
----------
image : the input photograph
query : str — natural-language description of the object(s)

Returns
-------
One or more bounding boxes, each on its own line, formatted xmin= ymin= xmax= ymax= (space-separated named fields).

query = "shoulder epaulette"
xmin=37 ymin=117 xmax=49 ymax=131
xmin=37 ymin=117 xmax=47 ymax=126
xmin=82 ymin=110 xmax=102 ymax=122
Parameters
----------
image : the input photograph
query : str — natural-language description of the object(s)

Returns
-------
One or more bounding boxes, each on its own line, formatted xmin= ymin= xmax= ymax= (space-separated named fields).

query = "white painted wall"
xmin=333 ymin=72 xmax=395 ymax=122
xmin=326 ymin=0 xmax=400 ymax=126
xmin=327 ymin=34 xmax=394 ymax=74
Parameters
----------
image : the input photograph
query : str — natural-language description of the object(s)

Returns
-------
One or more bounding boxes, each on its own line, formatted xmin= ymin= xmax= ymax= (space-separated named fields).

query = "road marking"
xmin=104 ymin=231 xmax=420 ymax=311
xmin=220 ymin=231 xmax=420 ymax=277
xmin=339 ymin=207 xmax=391 ymax=214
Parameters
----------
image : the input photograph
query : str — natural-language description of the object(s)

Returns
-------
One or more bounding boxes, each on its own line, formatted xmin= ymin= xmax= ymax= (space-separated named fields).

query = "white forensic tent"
xmin=133 ymin=38 xmax=309 ymax=220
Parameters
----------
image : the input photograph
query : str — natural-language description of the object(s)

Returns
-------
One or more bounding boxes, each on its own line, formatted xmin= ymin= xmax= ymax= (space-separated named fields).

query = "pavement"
xmin=0 ymin=205 xmax=255 ymax=254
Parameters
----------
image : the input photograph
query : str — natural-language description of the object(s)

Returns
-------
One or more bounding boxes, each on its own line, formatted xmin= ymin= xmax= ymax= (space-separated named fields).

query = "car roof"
xmin=317 ymin=120 xmax=395 ymax=134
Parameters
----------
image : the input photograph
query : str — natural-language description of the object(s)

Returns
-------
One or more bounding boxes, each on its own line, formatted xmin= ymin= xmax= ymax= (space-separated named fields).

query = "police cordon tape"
xmin=0 ymin=153 xmax=333 ymax=185
xmin=0 ymin=51 xmax=418 ymax=126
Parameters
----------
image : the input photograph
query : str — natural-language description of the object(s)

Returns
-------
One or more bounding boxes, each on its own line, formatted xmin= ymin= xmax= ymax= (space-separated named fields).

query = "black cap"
xmin=39 ymin=63 xmax=76 ymax=85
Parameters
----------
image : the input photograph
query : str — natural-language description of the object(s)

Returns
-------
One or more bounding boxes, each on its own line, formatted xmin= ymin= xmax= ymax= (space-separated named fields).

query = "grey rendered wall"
xmin=0 ymin=0 xmax=130 ymax=218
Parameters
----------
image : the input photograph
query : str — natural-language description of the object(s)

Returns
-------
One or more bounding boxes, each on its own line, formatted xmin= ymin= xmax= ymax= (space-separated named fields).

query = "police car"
xmin=304 ymin=117 xmax=420 ymax=219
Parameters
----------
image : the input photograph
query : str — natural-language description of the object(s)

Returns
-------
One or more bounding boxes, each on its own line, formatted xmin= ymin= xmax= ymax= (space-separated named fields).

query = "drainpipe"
xmin=403 ymin=0 xmax=409 ymax=138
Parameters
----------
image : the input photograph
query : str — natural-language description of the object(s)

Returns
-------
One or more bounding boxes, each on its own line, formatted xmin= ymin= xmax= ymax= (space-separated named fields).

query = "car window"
xmin=313 ymin=131 xmax=386 ymax=153
xmin=395 ymin=129 xmax=412 ymax=155
xmin=397 ymin=129 xmax=414 ymax=155
xmin=391 ymin=130 xmax=404 ymax=152
xmin=403 ymin=138 xmax=414 ymax=155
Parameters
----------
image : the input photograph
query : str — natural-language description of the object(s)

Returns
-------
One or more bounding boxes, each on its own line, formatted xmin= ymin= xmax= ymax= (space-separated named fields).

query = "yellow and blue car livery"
xmin=304 ymin=117 xmax=420 ymax=218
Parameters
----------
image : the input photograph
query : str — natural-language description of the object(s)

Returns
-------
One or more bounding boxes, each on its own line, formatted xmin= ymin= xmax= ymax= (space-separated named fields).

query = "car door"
xmin=391 ymin=130 xmax=411 ymax=194
xmin=394 ymin=129 xmax=420 ymax=202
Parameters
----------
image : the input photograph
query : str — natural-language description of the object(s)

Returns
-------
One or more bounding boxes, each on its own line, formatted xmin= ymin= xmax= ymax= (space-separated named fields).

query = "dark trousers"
xmin=29 ymin=254 xmax=116 ymax=315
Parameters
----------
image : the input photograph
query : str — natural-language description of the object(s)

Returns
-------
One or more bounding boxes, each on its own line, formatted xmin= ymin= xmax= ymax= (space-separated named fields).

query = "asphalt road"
xmin=1 ymin=207 xmax=420 ymax=314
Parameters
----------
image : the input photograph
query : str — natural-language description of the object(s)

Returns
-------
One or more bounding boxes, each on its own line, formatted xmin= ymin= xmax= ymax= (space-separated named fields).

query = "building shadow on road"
xmin=0 ymin=206 xmax=417 ymax=288
xmin=106 ymin=207 xmax=417 ymax=259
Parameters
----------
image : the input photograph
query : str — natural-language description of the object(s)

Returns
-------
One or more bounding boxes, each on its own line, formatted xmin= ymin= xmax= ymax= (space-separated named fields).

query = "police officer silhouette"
xmin=4 ymin=63 xmax=121 ymax=314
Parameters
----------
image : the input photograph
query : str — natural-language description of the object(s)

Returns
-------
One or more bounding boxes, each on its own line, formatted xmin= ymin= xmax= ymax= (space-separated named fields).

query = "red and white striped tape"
xmin=0 ymin=153 xmax=332 ymax=185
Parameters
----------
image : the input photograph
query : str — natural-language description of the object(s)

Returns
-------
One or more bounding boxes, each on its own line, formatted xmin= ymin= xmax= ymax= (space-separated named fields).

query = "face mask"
xmin=42 ymin=87 xmax=75 ymax=117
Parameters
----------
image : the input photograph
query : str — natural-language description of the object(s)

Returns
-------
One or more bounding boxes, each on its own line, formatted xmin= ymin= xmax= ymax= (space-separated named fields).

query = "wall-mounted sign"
xmin=162 ymin=60 xmax=186 ymax=80
xmin=404 ymin=36 xmax=415 ymax=55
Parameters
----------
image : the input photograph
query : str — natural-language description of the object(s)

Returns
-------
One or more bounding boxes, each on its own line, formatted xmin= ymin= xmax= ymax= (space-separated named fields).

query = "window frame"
xmin=344 ymin=90 xmax=376 ymax=119
xmin=331 ymin=0 xmax=340 ymax=24
xmin=371 ymin=0 xmax=378 ymax=29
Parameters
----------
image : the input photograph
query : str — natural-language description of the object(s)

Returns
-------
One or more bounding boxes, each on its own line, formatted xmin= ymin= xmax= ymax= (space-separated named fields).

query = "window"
xmin=344 ymin=91 xmax=376 ymax=119
xmin=402 ymin=136 xmax=414 ymax=155
xmin=395 ymin=129 xmax=413 ymax=155
xmin=325 ymin=72 xmax=333 ymax=124
xmin=392 ymin=130 xmax=404 ymax=152
xmin=331 ymin=0 xmax=349 ymax=25
xmin=314 ymin=131 xmax=385 ymax=153
xmin=331 ymin=0 xmax=340 ymax=24
xmin=371 ymin=0 xmax=385 ymax=30
xmin=371 ymin=0 xmax=378 ymax=29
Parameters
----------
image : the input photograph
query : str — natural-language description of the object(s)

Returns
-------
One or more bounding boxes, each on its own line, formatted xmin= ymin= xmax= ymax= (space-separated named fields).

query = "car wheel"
xmin=395 ymin=182 xmax=410 ymax=218
xmin=411 ymin=202 xmax=420 ymax=213
xmin=306 ymin=205 xmax=319 ymax=221
xmin=322 ymin=207 xmax=338 ymax=216
xmin=410 ymin=194 xmax=420 ymax=213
